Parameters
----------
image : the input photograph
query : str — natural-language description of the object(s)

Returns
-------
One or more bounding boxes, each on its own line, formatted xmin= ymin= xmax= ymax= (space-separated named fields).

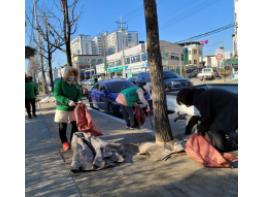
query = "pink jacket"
xmin=74 ymin=103 xmax=103 ymax=136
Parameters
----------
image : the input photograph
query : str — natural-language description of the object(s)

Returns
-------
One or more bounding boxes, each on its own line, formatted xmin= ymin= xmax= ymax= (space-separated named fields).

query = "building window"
xmin=194 ymin=59 xmax=197 ymax=64
xmin=141 ymin=53 xmax=147 ymax=61
xmin=131 ymin=55 xmax=140 ymax=63
xmin=171 ymin=56 xmax=179 ymax=60
xmin=193 ymin=49 xmax=197 ymax=55
xmin=188 ymin=60 xmax=192 ymax=64
xmin=125 ymin=57 xmax=131 ymax=64
xmin=91 ymin=59 xmax=96 ymax=66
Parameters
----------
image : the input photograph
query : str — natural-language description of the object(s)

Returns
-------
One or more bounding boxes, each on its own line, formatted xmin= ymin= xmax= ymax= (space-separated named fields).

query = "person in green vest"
xmin=25 ymin=76 xmax=38 ymax=119
xmin=53 ymin=66 xmax=83 ymax=151
xmin=118 ymin=85 xmax=150 ymax=130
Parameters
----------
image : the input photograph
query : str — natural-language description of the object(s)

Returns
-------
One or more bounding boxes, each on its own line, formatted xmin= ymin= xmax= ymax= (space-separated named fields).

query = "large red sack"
xmin=185 ymin=134 xmax=237 ymax=168
xmin=74 ymin=103 xmax=103 ymax=136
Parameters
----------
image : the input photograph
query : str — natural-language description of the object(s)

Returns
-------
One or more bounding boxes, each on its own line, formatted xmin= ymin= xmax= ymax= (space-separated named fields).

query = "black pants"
xmin=25 ymin=98 xmax=36 ymax=117
xmin=58 ymin=121 xmax=78 ymax=144
xmin=121 ymin=105 xmax=135 ymax=127
xmin=207 ymin=130 xmax=238 ymax=152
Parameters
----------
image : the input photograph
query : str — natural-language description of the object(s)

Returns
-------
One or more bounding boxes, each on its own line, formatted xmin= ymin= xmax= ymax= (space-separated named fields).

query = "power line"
xmin=160 ymin=0 xmax=223 ymax=31
xmin=174 ymin=23 xmax=235 ymax=43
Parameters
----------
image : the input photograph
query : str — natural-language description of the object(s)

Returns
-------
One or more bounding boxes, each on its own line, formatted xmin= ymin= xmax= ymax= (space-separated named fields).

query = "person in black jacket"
xmin=177 ymin=88 xmax=238 ymax=152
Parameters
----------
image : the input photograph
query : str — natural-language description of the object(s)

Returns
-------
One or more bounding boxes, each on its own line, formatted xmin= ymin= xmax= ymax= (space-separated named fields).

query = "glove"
xmin=68 ymin=100 xmax=76 ymax=107
xmin=77 ymin=100 xmax=83 ymax=104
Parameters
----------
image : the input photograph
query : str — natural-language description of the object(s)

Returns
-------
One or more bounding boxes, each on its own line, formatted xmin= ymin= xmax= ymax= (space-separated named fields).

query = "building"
xmin=92 ymin=32 xmax=108 ymax=56
xmin=72 ymin=55 xmax=104 ymax=80
xmin=203 ymin=55 xmax=217 ymax=67
xmin=160 ymin=40 xmax=184 ymax=71
xmin=96 ymin=41 xmax=184 ymax=78
xmin=71 ymin=35 xmax=93 ymax=55
xmin=106 ymin=30 xmax=138 ymax=55
xmin=179 ymin=41 xmax=203 ymax=67
xmin=204 ymin=48 xmax=233 ymax=68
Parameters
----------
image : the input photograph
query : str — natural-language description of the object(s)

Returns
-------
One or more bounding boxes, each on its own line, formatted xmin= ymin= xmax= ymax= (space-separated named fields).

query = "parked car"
xmin=88 ymin=79 xmax=150 ymax=116
xmin=197 ymin=68 xmax=216 ymax=80
xmin=185 ymin=67 xmax=199 ymax=78
xmin=134 ymin=70 xmax=192 ymax=92
xmin=127 ymin=77 xmax=137 ymax=85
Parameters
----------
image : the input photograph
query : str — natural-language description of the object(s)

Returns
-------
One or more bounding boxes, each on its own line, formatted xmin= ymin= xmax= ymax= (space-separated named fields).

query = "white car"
xmin=197 ymin=68 xmax=215 ymax=80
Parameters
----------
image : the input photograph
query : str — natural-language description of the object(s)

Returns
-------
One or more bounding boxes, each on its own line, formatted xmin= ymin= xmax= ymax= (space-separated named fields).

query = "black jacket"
xmin=193 ymin=89 xmax=238 ymax=134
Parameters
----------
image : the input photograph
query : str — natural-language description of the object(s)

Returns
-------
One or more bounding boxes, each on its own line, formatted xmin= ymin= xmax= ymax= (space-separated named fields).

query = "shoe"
xmin=63 ymin=142 xmax=70 ymax=151
xmin=129 ymin=127 xmax=136 ymax=130
xmin=28 ymin=115 xmax=32 ymax=119
xmin=33 ymin=114 xmax=37 ymax=117
xmin=125 ymin=126 xmax=130 ymax=129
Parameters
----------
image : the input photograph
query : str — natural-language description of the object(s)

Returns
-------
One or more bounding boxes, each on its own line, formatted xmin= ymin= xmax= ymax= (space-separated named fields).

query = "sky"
xmin=25 ymin=0 xmax=234 ymax=68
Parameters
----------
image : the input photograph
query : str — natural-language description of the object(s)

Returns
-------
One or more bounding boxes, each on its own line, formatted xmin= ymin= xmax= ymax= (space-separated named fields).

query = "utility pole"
xmin=33 ymin=0 xmax=48 ymax=93
xmin=116 ymin=17 xmax=127 ymax=78
xmin=233 ymin=0 xmax=238 ymax=58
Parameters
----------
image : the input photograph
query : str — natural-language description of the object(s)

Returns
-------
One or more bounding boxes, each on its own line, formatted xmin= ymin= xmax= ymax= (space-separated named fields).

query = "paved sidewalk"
xmin=26 ymin=102 xmax=238 ymax=197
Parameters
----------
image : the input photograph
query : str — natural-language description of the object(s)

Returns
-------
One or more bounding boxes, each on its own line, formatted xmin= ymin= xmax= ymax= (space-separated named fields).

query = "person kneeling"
xmin=176 ymin=88 xmax=238 ymax=152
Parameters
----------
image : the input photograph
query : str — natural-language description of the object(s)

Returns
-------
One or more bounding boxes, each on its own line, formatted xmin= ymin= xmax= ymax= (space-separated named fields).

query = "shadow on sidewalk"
xmin=112 ymin=167 xmax=237 ymax=197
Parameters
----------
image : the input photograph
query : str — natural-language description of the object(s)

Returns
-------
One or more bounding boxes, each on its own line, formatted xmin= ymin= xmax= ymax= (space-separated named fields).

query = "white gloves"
xmin=68 ymin=100 xmax=76 ymax=107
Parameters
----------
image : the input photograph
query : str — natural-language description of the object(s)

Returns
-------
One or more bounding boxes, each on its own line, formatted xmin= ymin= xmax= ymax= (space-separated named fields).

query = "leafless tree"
xmin=143 ymin=0 xmax=173 ymax=143
xmin=26 ymin=9 xmax=64 ymax=91
xmin=46 ymin=0 xmax=80 ymax=67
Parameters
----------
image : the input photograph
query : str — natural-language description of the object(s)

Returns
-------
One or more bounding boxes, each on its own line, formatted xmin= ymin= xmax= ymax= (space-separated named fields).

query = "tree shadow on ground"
xmin=74 ymin=160 xmax=237 ymax=197
xmin=36 ymin=106 xmax=56 ymax=112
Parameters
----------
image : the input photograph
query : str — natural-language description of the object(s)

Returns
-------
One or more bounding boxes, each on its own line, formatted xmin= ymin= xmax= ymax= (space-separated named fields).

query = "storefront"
xmin=126 ymin=61 xmax=149 ymax=77
xmin=96 ymin=63 xmax=106 ymax=74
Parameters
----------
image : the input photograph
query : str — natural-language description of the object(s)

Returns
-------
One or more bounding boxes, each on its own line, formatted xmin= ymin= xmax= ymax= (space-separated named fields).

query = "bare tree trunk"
xmin=62 ymin=0 xmax=73 ymax=67
xmin=143 ymin=0 xmax=173 ymax=143
xmin=33 ymin=0 xmax=48 ymax=94
xmin=44 ymin=14 xmax=54 ymax=91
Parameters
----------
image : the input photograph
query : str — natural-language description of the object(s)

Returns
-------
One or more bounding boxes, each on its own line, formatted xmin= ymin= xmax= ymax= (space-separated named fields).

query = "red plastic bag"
xmin=185 ymin=134 xmax=237 ymax=168
xmin=74 ymin=103 xmax=103 ymax=136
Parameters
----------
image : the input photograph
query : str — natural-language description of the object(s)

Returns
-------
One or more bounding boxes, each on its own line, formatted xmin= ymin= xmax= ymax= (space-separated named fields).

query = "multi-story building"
xmin=203 ymin=55 xmax=218 ymax=67
xmin=71 ymin=35 xmax=93 ymax=55
xmin=92 ymin=32 xmax=108 ymax=56
xmin=160 ymin=40 xmax=184 ymax=71
xmin=72 ymin=55 xmax=104 ymax=80
xmin=179 ymin=41 xmax=203 ymax=67
xmin=96 ymin=41 xmax=184 ymax=77
xmin=106 ymin=31 xmax=138 ymax=55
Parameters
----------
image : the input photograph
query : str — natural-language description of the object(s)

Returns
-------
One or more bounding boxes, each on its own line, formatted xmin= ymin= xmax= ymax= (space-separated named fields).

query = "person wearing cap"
xmin=53 ymin=66 xmax=83 ymax=151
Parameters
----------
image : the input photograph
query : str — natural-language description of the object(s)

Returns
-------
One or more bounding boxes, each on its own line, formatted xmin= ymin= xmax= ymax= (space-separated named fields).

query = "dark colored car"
xmin=185 ymin=68 xmax=199 ymax=78
xmin=195 ymin=83 xmax=238 ymax=94
xmin=134 ymin=70 xmax=192 ymax=92
xmin=89 ymin=79 xmax=150 ymax=116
